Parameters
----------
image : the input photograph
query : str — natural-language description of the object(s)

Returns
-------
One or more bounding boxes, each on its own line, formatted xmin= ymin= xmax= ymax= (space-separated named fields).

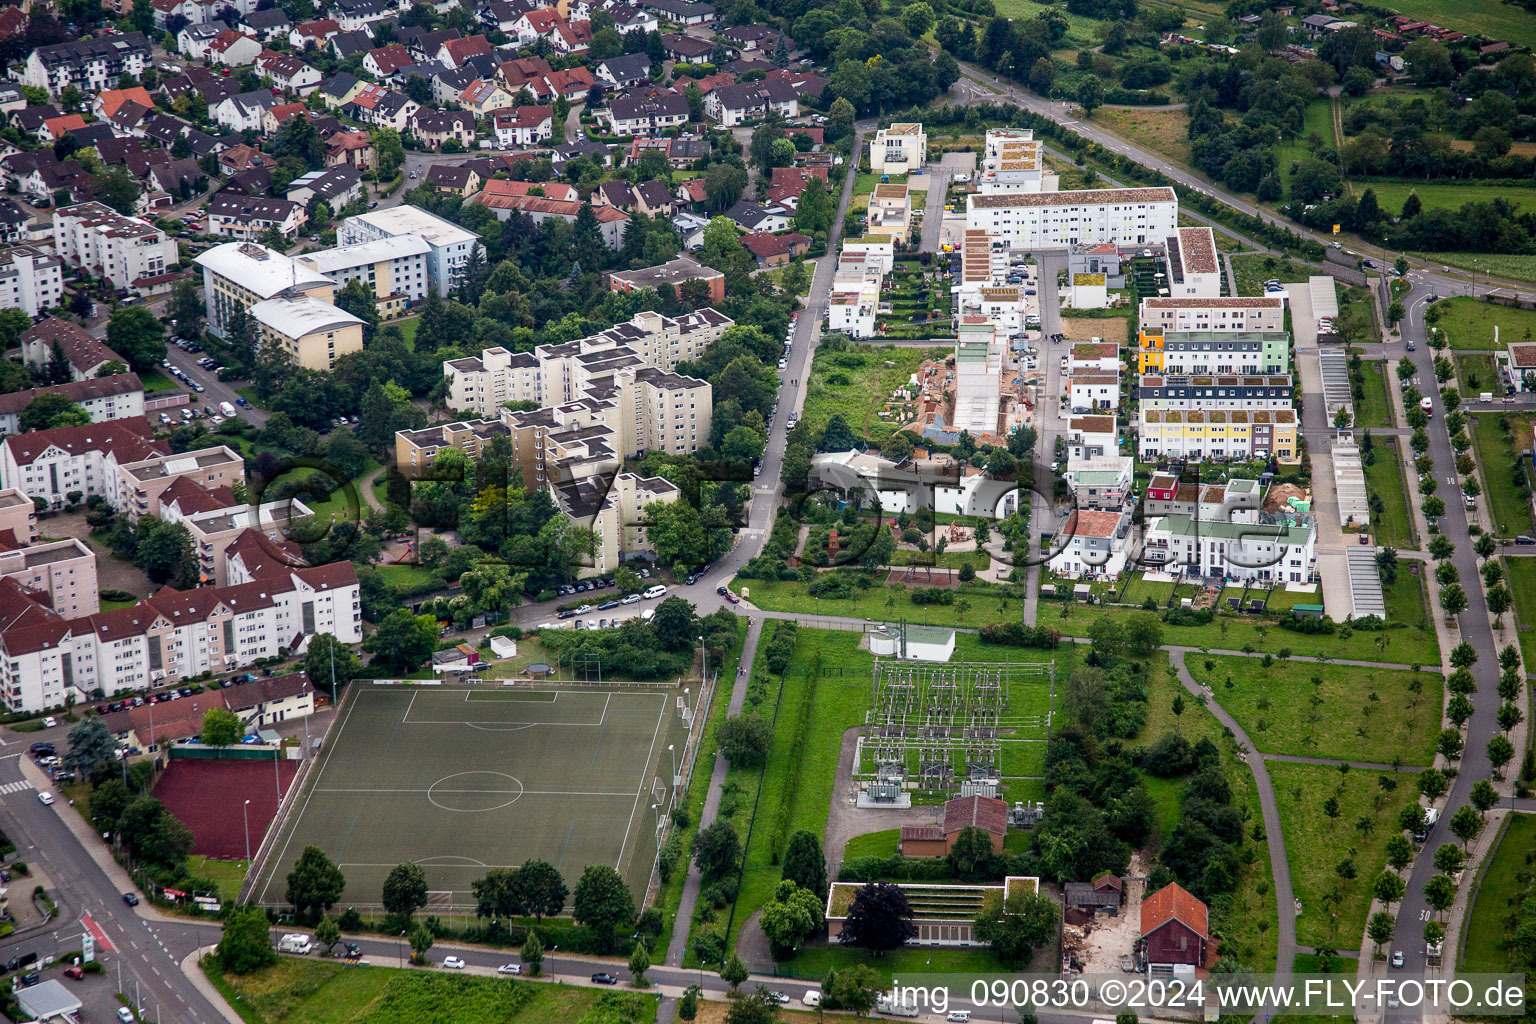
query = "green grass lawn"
xmin=375 ymin=562 xmax=438 ymax=592
xmin=203 ymin=957 xmax=655 ymax=1024
xmin=1363 ymin=442 xmax=1417 ymax=550
xmin=1141 ymin=653 xmax=1279 ymax=970
xmin=1471 ymin=413 xmax=1536 ymax=537
xmin=888 ymin=548 xmax=990 ymax=570
xmin=1354 ymin=360 xmax=1393 ymax=429
xmin=280 ymin=460 xmax=381 ymax=525
xmin=1411 ymin=252 xmax=1536 ymax=284
xmin=1431 ymin=296 xmax=1536 ymax=351
xmin=1273 ymin=100 xmax=1335 ymax=198
xmin=1047 ymin=601 xmax=1440 ymax=667
xmin=1267 ymin=762 xmax=1418 ymax=949
xmin=1502 ymin=556 xmax=1536 ymax=670
xmin=1363 ymin=183 xmax=1533 ymax=217
xmin=100 ymin=596 xmax=140 ymax=612
xmin=1455 ymin=352 xmax=1501 ymax=394
xmin=187 ymin=855 xmax=247 ymax=902
xmin=138 ymin=368 xmax=182 ymax=392
xmin=1231 ymin=254 xmax=1313 ymax=296
xmin=1384 ymin=563 xmax=1431 ymax=637
xmin=801 ymin=344 xmax=944 ymax=443
xmin=842 ymin=827 xmax=900 ymax=861
xmin=1369 ymin=0 xmax=1536 ymax=49
xmin=733 ymin=576 xmax=1018 ymax=628
xmin=1459 ymin=813 xmax=1536 ymax=972
xmin=393 ymin=318 xmax=419 ymax=350
xmin=1183 ymin=655 xmax=1439 ymax=765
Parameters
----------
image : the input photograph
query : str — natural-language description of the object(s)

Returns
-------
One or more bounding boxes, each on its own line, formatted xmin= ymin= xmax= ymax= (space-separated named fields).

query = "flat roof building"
xmin=194 ymin=242 xmax=334 ymax=337
xmin=337 ymin=204 xmax=477 ymax=296
xmin=249 ymin=295 xmax=365 ymax=370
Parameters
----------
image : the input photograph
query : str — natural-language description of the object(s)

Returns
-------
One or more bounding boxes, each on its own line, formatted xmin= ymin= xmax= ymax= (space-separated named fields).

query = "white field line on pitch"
xmin=407 ymin=693 xmax=612 ymax=727
xmin=314 ymin=787 xmax=636 ymax=796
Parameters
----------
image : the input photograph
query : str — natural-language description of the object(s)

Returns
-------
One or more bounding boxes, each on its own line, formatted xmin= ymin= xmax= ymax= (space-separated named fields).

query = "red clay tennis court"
xmin=152 ymin=758 xmax=300 ymax=860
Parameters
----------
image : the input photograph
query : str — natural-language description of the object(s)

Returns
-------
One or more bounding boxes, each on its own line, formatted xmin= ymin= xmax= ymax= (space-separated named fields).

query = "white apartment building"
xmin=444 ymin=308 xmax=732 ymax=418
xmin=977 ymin=128 xmax=1057 ymax=194
xmin=829 ymin=252 xmax=882 ymax=339
xmin=0 ymin=419 xmax=167 ymax=511
xmin=1142 ymin=513 xmax=1315 ymax=583
xmin=966 ymin=187 xmax=1178 ymax=249
xmin=338 ymin=205 xmax=477 ymax=296
xmin=0 ymin=376 xmax=145 ymax=436
xmin=1165 ymin=227 xmax=1222 ymax=297
xmin=1138 ymin=296 xmax=1286 ymax=334
xmin=52 ymin=203 xmax=178 ymax=291
xmin=1066 ymin=415 xmax=1117 ymax=462
xmin=0 ymin=560 xmax=361 ymax=713
xmin=195 ymin=242 xmax=335 ymax=337
xmin=111 ymin=445 xmax=247 ymax=521
xmin=0 ymin=538 xmax=98 ymax=619
xmin=22 ymin=34 xmax=151 ymax=97
xmin=0 ymin=247 xmax=63 ymax=319
xmin=953 ymin=318 xmax=1003 ymax=435
xmin=296 ymin=234 xmax=432 ymax=313
xmin=1048 ymin=508 xmax=1132 ymax=579
xmin=870 ymin=122 xmax=925 ymax=174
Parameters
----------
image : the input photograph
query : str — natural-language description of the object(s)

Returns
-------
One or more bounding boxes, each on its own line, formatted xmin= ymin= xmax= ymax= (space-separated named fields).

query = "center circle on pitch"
xmin=426 ymin=771 xmax=524 ymax=812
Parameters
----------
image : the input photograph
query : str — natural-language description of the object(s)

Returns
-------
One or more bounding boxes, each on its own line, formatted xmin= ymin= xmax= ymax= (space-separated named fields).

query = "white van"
xmin=803 ymin=991 xmax=822 ymax=1007
xmin=641 ymin=609 xmax=655 ymax=621
xmin=279 ymin=934 xmax=312 ymax=955
xmin=642 ymin=584 xmax=667 ymax=600
xmin=219 ymin=401 xmax=237 ymax=417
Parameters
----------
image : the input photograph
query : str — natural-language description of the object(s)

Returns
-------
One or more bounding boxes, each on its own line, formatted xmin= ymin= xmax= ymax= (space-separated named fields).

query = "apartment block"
xmin=337 ymin=205 xmax=477 ymax=296
xmin=1137 ymin=330 xmax=1291 ymax=375
xmin=966 ymin=187 xmax=1178 ymax=249
xmin=1048 ymin=508 xmax=1131 ymax=579
xmin=111 ymin=446 xmax=246 ymax=520
xmin=1137 ymin=373 xmax=1294 ymax=413
xmin=249 ymin=294 xmax=365 ymax=371
xmin=182 ymin=500 xmax=312 ymax=586
xmin=0 ymin=375 xmax=145 ymax=436
xmin=607 ymin=256 xmax=725 ymax=305
xmin=0 ymin=488 xmax=37 ymax=546
xmin=1142 ymin=512 xmax=1315 ymax=583
xmin=1136 ymin=409 xmax=1298 ymax=462
xmin=296 ymin=234 xmax=432 ymax=317
xmin=870 ymin=122 xmax=925 ymax=174
xmin=23 ymin=34 xmax=151 ymax=97
xmin=52 ymin=203 xmax=178 ymax=291
xmin=195 ymin=242 xmax=334 ymax=337
xmin=21 ymin=319 xmax=125 ymax=382
xmin=1138 ymin=296 xmax=1285 ymax=334
xmin=976 ymin=128 xmax=1055 ymax=193
xmin=0 ymin=246 xmax=63 ymax=318
xmin=1 ymin=418 xmax=167 ymax=510
xmin=1165 ymin=226 xmax=1221 ymax=297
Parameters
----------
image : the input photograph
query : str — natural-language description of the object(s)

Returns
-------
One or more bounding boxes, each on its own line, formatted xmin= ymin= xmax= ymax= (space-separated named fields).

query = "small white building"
xmin=1068 ymin=272 xmax=1108 ymax=309
xmin=489 ymin=635 xmax=518 ymax=659
xmin=1166 ymin=226 xmax=1222 ymax=297
xmin=1047 ymin=508 xmax=1131 ymax=579
xmin=870 ymin=122 xmax=925 ymax=174
xmin=869 ymin=624 xmax=955 ymax=662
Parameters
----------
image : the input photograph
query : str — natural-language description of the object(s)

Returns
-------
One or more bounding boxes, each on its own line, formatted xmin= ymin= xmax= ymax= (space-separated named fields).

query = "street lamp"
xmin=667 ymin=744 xmax=676 ymax=793
xmin=697 ymin=635 xmax=707 ymax=684
xmin=242 ymin=800 xmax=251 ymax=865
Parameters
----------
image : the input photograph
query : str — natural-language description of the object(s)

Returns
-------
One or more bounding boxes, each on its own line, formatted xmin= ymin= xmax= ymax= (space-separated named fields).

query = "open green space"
xmin=204 ymin=957 xmax=654 ymax=1024
xmin=842 ymin=827 xmax=900 ymax=862
xmin=1184 ymin=655 xmax=1439 ymax=765
xmin=1047 ymin=600 xmax=1440 ymax=667
xmin=733 ymin=576 xmax=1016 ymax=628
xmin=1267 ymin=761 xmax=1418 ymax=949
xmin=1363 ymin=442 xmax=1417 ymax=550
xmin=1454 ymin=352 xmax=1501 ymax=394
xmin=1273 ymin=100 xmax=1335 ymax=197
xmin=187 ymin=855 xmax=247 ymax=902
xmin=1459 ymin=813 xmax=1536 ymax=972
xmin=1471 ymin=412 xmax=1536 ymax=537
xmin=888 ymin=548 xmax=991 ymax=570
xmin=1231 ymin=254 xmax=1313 ymax=297
xmin=253 ymin=683 xmax=687 ymax=911
xmin=394 ymin=318 xmax=419 ymax=350
xmin=1384 ymin=563 xmax=1431 ymax=637
xmin=801 ymin=344 xmax=942 ymax=443
xmin=1354 ymin=360 xmax=1393 ymax=429
xmin=1364 ymin=183 xmax=1532 ymax=217
xmin=1142 ymin=654 xmax=1278 ymax=970
xmin=1502 ymin=556 xmax=1536 ymax=670
xmin=1411 ymin=252 xmax=1536 ymax=284
xmin=374 ymin=562 xmax=438 ymax=592
xmin=138 ymin=369 xmax=182 ymax=393
xmin=1431 ymin=296 xmax=1536 ymax=351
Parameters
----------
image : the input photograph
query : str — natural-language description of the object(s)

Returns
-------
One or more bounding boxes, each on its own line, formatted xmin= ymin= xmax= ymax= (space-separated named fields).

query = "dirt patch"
xmin=1092 ymin=107 xmax=1192 ymax=164
xmin=1449 ymin=139 xmax=1536 ymax=157
xmin=1059 ymin=317 xmax=1129 ymax=345
xmin=38 ymin=509 xmax=154 ymax=599
xmin=1065 ymin=851 xmax=1148 ymax=974
xmin=885 ymin=566 xmax=960 ymax=587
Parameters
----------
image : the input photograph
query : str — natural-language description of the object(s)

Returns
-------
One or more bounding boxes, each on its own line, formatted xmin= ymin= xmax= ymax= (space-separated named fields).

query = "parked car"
xmin=122 ymin=892 xmax=139 ymax=906
xmin=442 ymin=956 xmax=466 ymax=970
xmin=591 ymin=972 xmax=619 ymax=985
xmin=498 ymin=963 xmax=521 ymax=975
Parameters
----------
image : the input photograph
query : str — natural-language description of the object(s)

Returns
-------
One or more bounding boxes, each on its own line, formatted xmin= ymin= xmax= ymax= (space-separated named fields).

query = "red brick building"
xmin=1140 ymin=882 xmax=1210 ymax=967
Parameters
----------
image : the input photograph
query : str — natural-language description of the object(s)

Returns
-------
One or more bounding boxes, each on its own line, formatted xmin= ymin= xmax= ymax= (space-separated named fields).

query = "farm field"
xmin=1366 ymin=0 xmax=1536 ymax=50
xmin=1183 ymin=655 xmax=1440 ymax=765
xmin=1430 ymin=296 xmax=1536 ymax=351
xmin=1412 ymin=252 xmax=1536 ymax=284
xmin=204 ymin=958 xmax=655 ymax=1024
xmin=1362 ymin=183 xmax=1533 ymax=217
xmin=1459 ymin=812 xmax=1536 ymax=973
xmin=1267 ymin=762 xmax=1418 ymax=949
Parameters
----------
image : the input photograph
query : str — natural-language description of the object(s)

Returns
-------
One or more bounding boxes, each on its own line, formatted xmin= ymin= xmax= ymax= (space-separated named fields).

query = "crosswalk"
xmin=0 ymin=779 xmax=33 ymax=795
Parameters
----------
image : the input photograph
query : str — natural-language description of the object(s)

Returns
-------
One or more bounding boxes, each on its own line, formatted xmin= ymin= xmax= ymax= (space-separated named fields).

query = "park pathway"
xmin=1169 ymin=650 xmax=1298 ymax=1003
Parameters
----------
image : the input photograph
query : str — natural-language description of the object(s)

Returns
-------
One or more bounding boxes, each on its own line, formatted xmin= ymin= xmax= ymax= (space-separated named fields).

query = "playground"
xmin=252 ymin=683 xmax=690 ymax=910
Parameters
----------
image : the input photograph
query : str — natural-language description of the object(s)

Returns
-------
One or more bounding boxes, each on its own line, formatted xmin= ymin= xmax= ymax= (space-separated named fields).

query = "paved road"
xmin=1386 ymin=281 xmax=1503 ymax=995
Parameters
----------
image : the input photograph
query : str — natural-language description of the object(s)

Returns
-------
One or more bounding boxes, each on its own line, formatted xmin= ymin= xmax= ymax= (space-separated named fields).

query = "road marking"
xmin=0 ymin=779 xmax=31 ymax=794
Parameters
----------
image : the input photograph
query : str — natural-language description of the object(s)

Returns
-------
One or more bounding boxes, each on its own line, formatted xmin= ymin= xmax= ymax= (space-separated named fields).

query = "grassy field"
xmin=1184 ymin=655 xmax=1439 ymax=765
xmin=204 ymin=958 xmax=654 ymax=1024
xmin=1384 ymin=563 xmax=1431 ymax=637
xmin=138 ymin=368 xmax=182 ymax=392
xmin=1363 ymin=442 xmax=1417 ymax=550
xmin=1369 ymin=0 xmax=1536 ymax=50
xmin=187 ymin=855 xmax=246 ymax=902
xmin=1143 ymin=654 xmax=1279 ymax=970
xmin=1355 ymin=360 xmax=1393 ymax=429
xmin=1268 ymin=762 xmax=1418 ymax=949
xmin=1455 ymin=352 xmax=1501 ymax=394
xmin=801 ymin=344 xmax=943 ymax=443
xmin=1231 ymin=254 xmax=1313 ymax=296
xmin=842 ymin=827 xmax=900 ymax=861
xmin=733 ymin=576 xmax=1018 ymax=628
xmin=1047 ymin=600 xmax=1441 ymax=667
xmin=374 ymin=562 xmax=438 ymax=591
xmin=278 ymin=460 xmax=381 ymax=524
xmin=1411 ymin=252 xmax=1536 ymax=284
xmin=1431 ymin=296 xmax=1536 ymax=351
xmin=1471 ymin=412 xmax=1536 ymax=537
xmin=1503 ymin=556 xmax=1536 ymax=670
xmin=1274 ymin=100 xmax=1336 ymax=197
xmin=1459 ymin=813 xmax=1536 ymax=972
xmin=1363 ymin=183 xmax=1534 ymax=217
xmin=394 ymin=318 xmax=419 ymax=350
xmin=1091 ymin=107 xmax=1192 ymax=164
